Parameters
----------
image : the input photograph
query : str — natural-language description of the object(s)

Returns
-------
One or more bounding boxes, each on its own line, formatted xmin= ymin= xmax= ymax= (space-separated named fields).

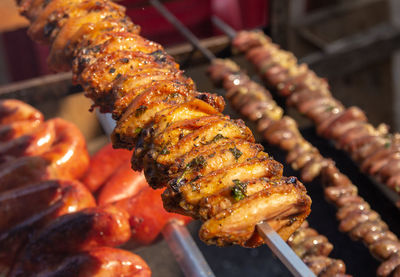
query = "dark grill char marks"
xmin=208 ymin=57 xmax=400 ymax=275
xmin=18 ymin=0 xmax=311 ymax=246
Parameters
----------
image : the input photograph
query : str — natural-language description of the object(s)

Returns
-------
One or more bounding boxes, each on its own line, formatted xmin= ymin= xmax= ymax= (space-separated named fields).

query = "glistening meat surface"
xmin=18 ymin=0 xmax=311 ymax=246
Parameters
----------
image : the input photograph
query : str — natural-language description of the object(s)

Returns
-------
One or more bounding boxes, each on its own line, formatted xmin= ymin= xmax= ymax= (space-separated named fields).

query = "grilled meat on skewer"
xmin=232 ymin=30 xmax=400 ymax=203
xmin=208 ymin=57 xmax=400 ymax=275
xmin=17 ymin=0 xmax=311 ymax=246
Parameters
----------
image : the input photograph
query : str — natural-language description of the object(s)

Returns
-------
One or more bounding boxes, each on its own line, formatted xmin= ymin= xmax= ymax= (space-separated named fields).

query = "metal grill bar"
xmin=0 ymin=72 xmax=80 ymax=105
xmin=162 ymin=220 xmax=215 ymax=277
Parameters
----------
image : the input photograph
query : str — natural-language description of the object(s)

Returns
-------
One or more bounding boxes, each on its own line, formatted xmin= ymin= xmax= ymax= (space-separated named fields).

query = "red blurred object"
xmin=2 ymin=0 xmax=269 ymax=81
xmin=120 ymin=0 xmax=213 ymax=45
xmin=82 ymin=143 xmax=132 ymax=193
xmin=97 ymin=162 xmax=147 ymax=205
xmin=83 ymin=142 xmax=191 ymax=246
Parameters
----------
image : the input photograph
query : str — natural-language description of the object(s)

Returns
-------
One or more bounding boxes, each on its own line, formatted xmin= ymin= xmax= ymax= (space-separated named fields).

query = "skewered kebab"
xmin=208 ymin=57 xmax=400 ymax=276
xmin=88 ymin=142 xmax=344 ymax=276
xmin=288 ymin=222 xmax=347 ymax=277
xmin=17 ymin=0 xmax=312 ymax=247
xmin=231 ymin=30 xmax=400 ymax=204
xmin=143 ymin=2 xmax=346 ymax=274
xmin=208 ymin=59 xmax=349 ymax=276
xmin=94 ymin=112 xmax=215 ymax=277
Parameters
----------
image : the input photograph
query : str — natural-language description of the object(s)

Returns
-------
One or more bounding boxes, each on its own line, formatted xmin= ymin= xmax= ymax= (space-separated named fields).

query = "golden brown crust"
xmin=18 ymin=0 xmax=311 ymax=247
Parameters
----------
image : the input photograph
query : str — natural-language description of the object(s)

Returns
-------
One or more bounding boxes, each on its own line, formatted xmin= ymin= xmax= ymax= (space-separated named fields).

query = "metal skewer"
xmin=96 ymin=112 xmax=215 ymax=277
xmin=211 ymin=16 xmax=237 ymax=40
xmin=149 ymin=1 xmax=315 ymax=276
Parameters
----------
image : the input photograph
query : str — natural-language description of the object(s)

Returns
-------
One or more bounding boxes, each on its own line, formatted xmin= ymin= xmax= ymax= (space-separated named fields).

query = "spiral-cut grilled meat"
xmin=18 ymin=0 xmax=311 ymax=246
xmin=208 ymin=57 xmax=400 ymax=275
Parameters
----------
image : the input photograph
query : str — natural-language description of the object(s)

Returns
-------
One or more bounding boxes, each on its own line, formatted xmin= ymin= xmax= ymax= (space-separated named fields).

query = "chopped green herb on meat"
xmin=186 ymin=156 xmax=206 ymax=170
xmin=134 ymin=127 xmax=142 ymax=134
xmin=229 ymin=146 xmax=242 ymax=160
xmin=135 ymin=105 xmax=147 ymax=117
xmin=210 ymin=133 xmax=226 ymax=143
xmin=231 ymin=179 xmax=248 ymax=201
xmin=160 ymin=146 xmax=170 ymax=155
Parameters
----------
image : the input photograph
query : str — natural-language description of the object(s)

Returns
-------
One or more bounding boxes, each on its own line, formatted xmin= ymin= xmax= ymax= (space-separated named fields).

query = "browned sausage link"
xmin=378 ymin=253 xmax=400 ymax=277
xmin=0 ymin=179 xmax=95 ymax=233
xmin=320 ymin=164 xmax=400 ymax=273
xmin=0 ymin=99 xmax=43 ymax=125
xmin=0 ymin=120 xmax=42 ymax=142
xmin=8 ymin=204 xmax=131 ymax=277
xmin=0 ymin=179 xmax=95 ymax=276
xmin=287 ymin=222 xmax=347 ymax=276
xmin=0 ymin=118 xmax=89 ymax=192
xmin=0 ymin=120 xmax=55 ymax=161
xmin=10 ymin=247 xmax=151 ymax=277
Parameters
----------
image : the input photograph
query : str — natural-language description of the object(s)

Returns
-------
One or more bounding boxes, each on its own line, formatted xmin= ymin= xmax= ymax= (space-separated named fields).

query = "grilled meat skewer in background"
xmin=232 ymin=30 xmax=400 ymax=204
xmin=208 ymin=58 xmax=400 ymax=276
xmin=215 ymin=30 xmax=400 ymax=276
